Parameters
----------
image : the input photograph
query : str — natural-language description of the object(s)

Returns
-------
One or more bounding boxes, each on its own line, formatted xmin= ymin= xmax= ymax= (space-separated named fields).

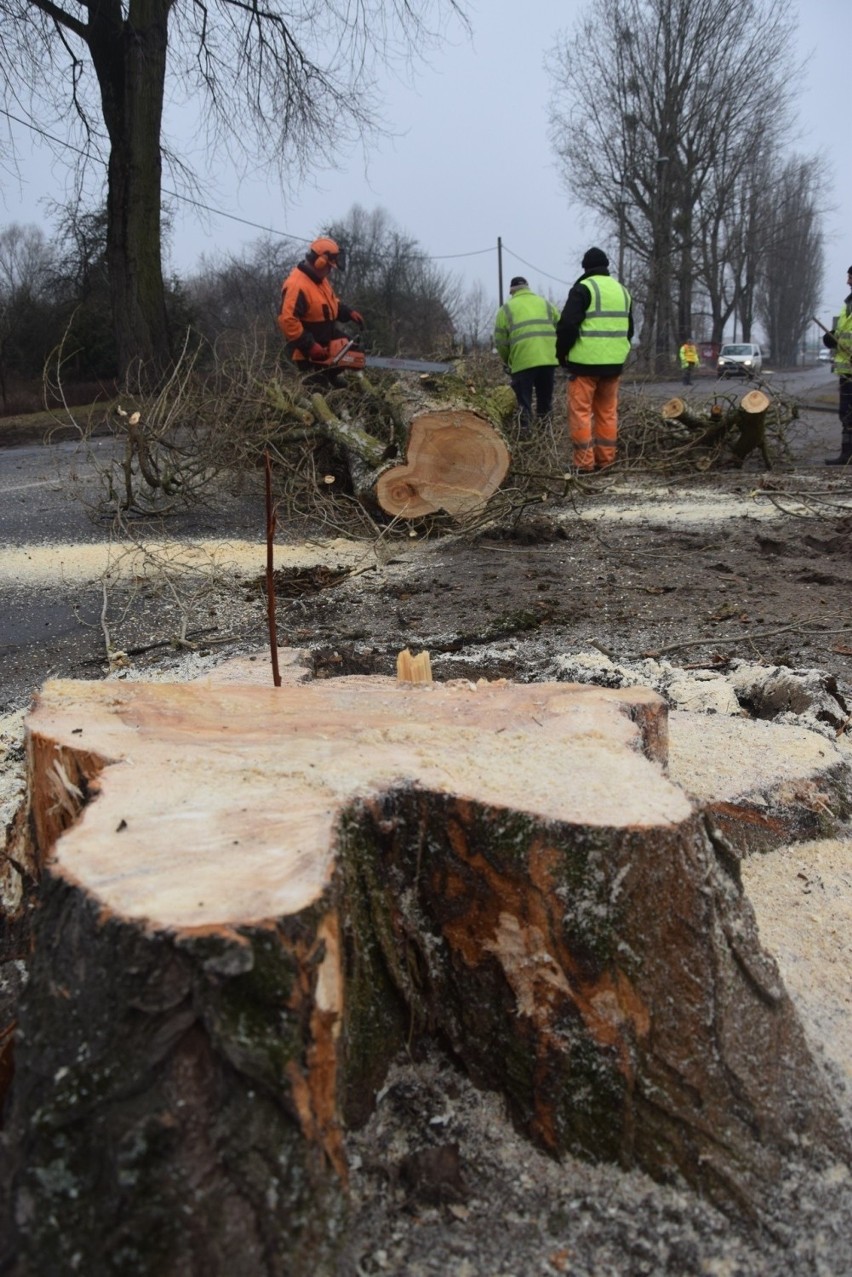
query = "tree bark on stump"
xmin=730 ymin=388 xmax=771 ymax=467
xmin=1 ymin=671 xmax=848 ymax=1274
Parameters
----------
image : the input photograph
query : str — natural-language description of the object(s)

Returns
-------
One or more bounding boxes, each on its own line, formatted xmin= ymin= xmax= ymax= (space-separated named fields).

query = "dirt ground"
xmin=1 ymin=382 xmax=852 ymax=1275
xmin=1 ymin=368 xmax=851 ymax=710
xmin=267 ymin=471 xmax=852 ymax=691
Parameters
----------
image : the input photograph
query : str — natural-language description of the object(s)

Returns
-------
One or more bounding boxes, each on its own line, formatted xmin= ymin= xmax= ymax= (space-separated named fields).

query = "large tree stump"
xmin=1 ymin=670 xmax=848 ymax=1274
xmin=730 ymin=388 xmax=771 ymax=466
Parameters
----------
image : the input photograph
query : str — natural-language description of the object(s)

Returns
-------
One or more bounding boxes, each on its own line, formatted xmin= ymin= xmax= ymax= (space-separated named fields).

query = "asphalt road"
xmin=0 ymin=433 xmax=264 ymax=711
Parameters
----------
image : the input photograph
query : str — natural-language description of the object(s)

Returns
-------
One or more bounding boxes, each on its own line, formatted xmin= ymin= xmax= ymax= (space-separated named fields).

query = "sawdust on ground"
xmin=2 ymin=464 xmax=852 ymax=1276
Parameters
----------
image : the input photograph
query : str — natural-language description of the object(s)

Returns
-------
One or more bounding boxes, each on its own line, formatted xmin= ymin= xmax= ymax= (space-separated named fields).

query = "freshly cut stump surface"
xmin=2 ymin=671 xmax=849 ymax=1276
xmin=375 ymin=409 xmax=510 ymax=517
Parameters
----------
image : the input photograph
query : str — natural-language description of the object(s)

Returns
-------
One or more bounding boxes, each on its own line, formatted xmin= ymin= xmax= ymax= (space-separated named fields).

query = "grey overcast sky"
xmin=2 ymin=0 xmax=848 ymax=332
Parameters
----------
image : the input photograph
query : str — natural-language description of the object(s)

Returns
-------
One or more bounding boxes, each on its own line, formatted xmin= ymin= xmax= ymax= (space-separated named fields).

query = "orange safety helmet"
xmin=308 ymin=236 xmax=342 ymax=270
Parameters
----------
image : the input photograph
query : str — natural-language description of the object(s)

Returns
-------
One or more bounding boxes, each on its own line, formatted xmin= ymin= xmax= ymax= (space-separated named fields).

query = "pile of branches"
xmin=617 ymin=377 xmax=800 ymax=472
xmin=55 ymin=332 xmax=808 ymax=537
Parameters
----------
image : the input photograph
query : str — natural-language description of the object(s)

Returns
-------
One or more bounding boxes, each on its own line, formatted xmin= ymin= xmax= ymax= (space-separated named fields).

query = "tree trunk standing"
xmin=653 ymin=155 xmax=673 ymax=373
xmin=675 ymin=189 xmax=694 ymax=344
xmin=738 ymin=183 xmax=760 ymax=344
xmin=89 ymin=0 xmax=173 ymax=379
xmin=660 ymin=390 xmax=773 ymax=466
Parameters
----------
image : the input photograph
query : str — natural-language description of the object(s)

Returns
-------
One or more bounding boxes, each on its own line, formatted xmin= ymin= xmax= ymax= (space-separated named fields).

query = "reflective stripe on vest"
xmin=501 ymin=315 xmax=558 ymax=345
xmin=570 ymin=275 xmax=631 ymax=365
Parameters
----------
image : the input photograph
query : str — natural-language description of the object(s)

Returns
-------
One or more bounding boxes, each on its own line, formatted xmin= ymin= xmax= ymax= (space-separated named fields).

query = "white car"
xmin=717 ymin=343 xmax=762 ymax=377
xmin=818 ymin=347 xmax=833 ymax=364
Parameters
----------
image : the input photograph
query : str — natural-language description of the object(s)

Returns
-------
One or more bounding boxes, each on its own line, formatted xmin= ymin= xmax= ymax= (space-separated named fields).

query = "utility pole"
xmin=497 ymin=237 xmax=504 ymax=306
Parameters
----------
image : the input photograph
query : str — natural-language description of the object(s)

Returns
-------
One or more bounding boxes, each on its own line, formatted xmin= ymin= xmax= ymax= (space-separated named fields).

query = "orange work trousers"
xmin=567 ymin=374 xmax=620 ymax=470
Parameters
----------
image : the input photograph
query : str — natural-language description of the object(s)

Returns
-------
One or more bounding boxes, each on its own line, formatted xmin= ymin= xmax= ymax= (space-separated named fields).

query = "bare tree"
xmin=187 ymin=234 xmax=303 ymax=350
xmin=0 ymin=223 xmax=56 ymax=408
xmin=328 ymin=205 xmax=459 ymax=356
xmin=0 ymin=2 xmax=469 ymax=380
xmin=547 ymin=0 xmax=798 ymax=369
xmin=455 ymin=280 xmax=498 ymax=351
xmin=757 ymin=155 xmax=825 ymax=365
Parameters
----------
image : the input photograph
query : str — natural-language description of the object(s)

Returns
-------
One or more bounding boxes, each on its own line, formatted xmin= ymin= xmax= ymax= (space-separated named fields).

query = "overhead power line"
xmin=4 ymin=108 xmax=578 ymax=297
xmin=502 ymin=244 xmax=571 ymax=289
xmin=2 ymin=107 xmax=501 ymax=268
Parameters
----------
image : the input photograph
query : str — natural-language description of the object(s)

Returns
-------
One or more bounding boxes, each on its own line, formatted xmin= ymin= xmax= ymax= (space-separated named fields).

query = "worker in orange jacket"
xmin=277 ymin=237 xmax=363 ymax=381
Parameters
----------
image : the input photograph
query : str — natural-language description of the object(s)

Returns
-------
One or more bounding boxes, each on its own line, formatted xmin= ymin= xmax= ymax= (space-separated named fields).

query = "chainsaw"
xmin=319 ymin=337 xmax=453 ymax=375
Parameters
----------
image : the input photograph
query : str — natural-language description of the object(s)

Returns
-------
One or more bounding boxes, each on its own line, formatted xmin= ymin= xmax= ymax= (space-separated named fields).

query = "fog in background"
xmin=2 ymin=0 xmax=847 ymax=334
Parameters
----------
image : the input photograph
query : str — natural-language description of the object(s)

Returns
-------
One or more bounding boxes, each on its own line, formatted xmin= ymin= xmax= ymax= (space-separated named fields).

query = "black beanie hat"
xmin=509 ymin=276 xmax=528 ymax=290
xmin=582 ymin=247 xmax=609 ymax=273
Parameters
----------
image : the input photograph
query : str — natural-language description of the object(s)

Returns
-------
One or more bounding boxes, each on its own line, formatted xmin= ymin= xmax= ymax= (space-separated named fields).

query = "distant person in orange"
xmin=277 ymin=237 xmax=363 ymax=383
xmin=556 ymin=247 xmax=633 ymax=472
xmin=679 ymin=338 xmax=700 ymax=386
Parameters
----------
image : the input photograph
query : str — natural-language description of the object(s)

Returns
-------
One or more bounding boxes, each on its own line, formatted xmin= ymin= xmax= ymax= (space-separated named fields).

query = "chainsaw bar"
xmin=365 ymin=355 xmax=453 ymax=374
xmin=327 ymin=338 xmax=452 ymax=375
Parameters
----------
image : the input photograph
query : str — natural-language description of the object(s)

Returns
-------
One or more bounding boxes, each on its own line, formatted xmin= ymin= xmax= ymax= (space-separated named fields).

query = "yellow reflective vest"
xmin=569 ymin=275 xmax=632 ymax=366
xmin=832 ymin=300 xmax=852 ymax=376
xmin=494 ymin=289 xmax=559 ymax=373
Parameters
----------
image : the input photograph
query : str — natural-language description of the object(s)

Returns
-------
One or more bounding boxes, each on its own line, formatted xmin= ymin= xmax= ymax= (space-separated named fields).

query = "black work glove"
xmin=307 ymin=343 xmax=329 ymax=362
xmin=823 ymin=332 xmax=838 ymax=349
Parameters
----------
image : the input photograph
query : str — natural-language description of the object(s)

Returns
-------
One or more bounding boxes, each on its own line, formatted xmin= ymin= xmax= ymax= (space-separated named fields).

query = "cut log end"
xmin=740 ymin=389 xmax=770 ymax=414
xmin=376 ymin=409 xmax=510 ymax=518
xmin=661 ymin=396 xmax=687 ymax=420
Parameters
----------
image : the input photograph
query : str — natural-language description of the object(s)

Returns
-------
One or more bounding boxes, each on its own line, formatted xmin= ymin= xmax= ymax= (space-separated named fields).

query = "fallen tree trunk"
xmin=660 ymin=395 xmax=715 ymax=432
xmin=267 ymin=378 xmax=513 ymax=519
xmin=1 ymin=667 xmax=848 ymax=1274
xmin=376 ymin=408 xmax=511 ymax=517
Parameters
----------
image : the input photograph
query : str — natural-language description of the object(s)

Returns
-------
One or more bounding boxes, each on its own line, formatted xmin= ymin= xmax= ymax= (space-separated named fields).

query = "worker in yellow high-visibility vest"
xmin=494 ymin=277 xmax=560 ymax=434
xmin=821 ymin=265 xmax=852 ymax=465
xmin=678 ymin=338 xmax=700 ymax=386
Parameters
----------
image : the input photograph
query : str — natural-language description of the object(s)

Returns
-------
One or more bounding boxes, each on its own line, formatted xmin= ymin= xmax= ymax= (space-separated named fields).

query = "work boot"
xmin=824 ymin=428 xmax=852 ymax=466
